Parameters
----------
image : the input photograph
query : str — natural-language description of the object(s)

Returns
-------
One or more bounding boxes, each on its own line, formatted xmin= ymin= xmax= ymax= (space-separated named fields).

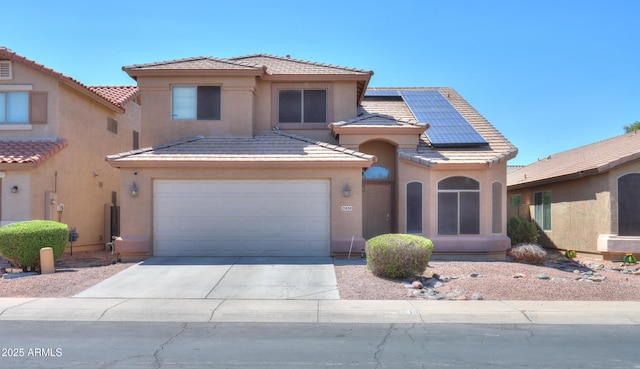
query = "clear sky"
xmin=4 ymin=0 xmax=639 ymax=165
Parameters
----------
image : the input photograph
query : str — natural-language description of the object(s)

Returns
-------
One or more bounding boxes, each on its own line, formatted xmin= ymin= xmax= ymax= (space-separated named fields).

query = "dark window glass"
xmin=492 ymin=182 xmax=502 ymax=233
xmin=407 ymin=182 xmax=422 ymax=233
xmin=303 ymin=90 xmax=326 ymax=123
xmin=279 ymin=90 xmax=302 ymax=123
xmin=197 ymin=86 xmax=221 ymax=120
xmin=534 ymin=191 xmax=552 ymax=231
xmin=618 ymin=173 xmax=640 ymax=236
xmin=460 ymin=192 xmax=480 ymax=234
xmin=133 ymin=130 xmax=139 ymax=150
xmin=438 ymin=176 xmax=479 ymax=190
xmin=438 ymin=192 xmax=458 ymax=235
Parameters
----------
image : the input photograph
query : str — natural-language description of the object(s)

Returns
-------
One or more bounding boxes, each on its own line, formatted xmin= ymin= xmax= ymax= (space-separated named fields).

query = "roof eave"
xmin=107 ymin=159 xmax=374 ymax=169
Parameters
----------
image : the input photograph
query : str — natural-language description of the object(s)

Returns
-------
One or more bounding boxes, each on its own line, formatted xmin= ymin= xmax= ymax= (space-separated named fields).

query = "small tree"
xmin=507 ymin=216 xmax=539 ymax=245
xmin=623 ymin=121 xmax=640 ymax=133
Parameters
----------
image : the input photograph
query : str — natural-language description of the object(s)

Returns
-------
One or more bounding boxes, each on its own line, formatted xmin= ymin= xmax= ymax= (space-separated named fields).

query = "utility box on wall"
xmin=44 ymin=192 xmax=58 ymax=221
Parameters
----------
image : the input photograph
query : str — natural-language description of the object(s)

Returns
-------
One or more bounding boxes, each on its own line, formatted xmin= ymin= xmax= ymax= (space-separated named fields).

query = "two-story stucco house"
xmin=0 ymin=47 xmax=140 ymax=251
xmin=108 ymin=54 xmax=517 ymax=260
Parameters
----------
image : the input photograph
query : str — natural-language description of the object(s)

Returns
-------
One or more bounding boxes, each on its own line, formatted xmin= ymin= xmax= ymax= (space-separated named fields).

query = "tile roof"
xmin=0 ymin=139 xmax=68 ymax=167
xmin=0 ymin=47 xmax=129 ymax=112
xmin=106 ymin=131 xmax=375 ymax=167
xmin=331 ymin=113 xmax=420 ymax=128
xmin=508 ymin=132 xmax=640 ymax=188
xmin=123 ymin=56 xmax=263 ymax=72
xmin=228 ymin=54 xmax=373 ymax=76
xmin=87 ymin=86 xmax=139 ymax=107
xmin=361 ymin=87 xmax=518 ymax=166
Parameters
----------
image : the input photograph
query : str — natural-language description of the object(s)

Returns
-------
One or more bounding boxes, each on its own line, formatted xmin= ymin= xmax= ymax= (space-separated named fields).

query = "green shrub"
xmin=507 ymin=216 xmax=539 ymax=245
xmin=365 ymin=234 xmax=433 ymax=279
xmin=507 ymin=243 xmax=547 ymax=265
xmin=0 ymin=220 xmax=68 ymax=270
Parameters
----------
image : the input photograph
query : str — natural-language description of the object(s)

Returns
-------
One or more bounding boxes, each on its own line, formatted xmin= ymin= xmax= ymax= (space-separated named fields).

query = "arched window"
xmin=618 ymin=173 xmax=640 ymax=236
xmin=438 ymin=176 xmax=480 ymax=235
xmin=406 ymin=182 xmax=422 ymax=233
xmin=363 ymin=166 xmax=390 ymax=180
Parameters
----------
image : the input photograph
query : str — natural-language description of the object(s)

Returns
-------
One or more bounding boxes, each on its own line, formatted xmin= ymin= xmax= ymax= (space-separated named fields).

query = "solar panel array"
xmin=365 ymin=89 xmax=488 ymax=147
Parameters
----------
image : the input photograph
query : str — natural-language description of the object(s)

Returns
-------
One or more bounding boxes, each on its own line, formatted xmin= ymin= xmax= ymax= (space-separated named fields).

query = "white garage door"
xmin=153 ymin=180 xmax=330 ymax=256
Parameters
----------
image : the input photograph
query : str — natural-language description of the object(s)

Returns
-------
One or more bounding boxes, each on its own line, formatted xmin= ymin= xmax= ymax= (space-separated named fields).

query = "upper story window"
xmin=0 ymin=91 xmax=29 ymax=123
xmin=0 ymin=61 xmax=12 ymax=79
xmin=278 ymin=89 xmax=326 ymax=123
xmin=171 ymin=85 xmax=221 ymax=120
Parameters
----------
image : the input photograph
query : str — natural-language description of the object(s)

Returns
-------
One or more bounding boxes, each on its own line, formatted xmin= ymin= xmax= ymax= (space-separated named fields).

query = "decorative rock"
xmin=470 ymin=273 xmax=480 ymax=278
xmin=512 ymin=273 xmax=526 ymax=279
xmin=471 ymin=293 xmax=484 ymax=300
xmin=537 ymin=274 xmax=550 ymax=280
xmin=456 ymin=295 xmax=469 ymax=300
xmin=433 ymin=281 xmax=444 ymax=288
xmin=411 ymin=281 xmax=424 ymax=289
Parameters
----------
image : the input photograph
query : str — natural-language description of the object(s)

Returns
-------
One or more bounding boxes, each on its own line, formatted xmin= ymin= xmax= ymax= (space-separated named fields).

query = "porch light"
xmin=11 ymin=185 xmax=18 ymax=193
xmin=130 ymin=182 xmax=138 ymax=197
xmin=343 ymin=184 xmax=351 ymax=198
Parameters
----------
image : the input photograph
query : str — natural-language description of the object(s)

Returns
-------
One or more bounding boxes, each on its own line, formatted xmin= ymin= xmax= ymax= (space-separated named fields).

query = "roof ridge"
xmin=106 ymin=135 xmax=205 ymax=161
xmin=330 ymin=113 xmax=420 ymax=127
xmin=228 ymin=54 xmax=373 ymax=74
xmin=123 ymin=56 xmax=263 ymax=70
xmin=0 ymin=47 xmax=124 ymax=111
xmin=272 ymin=130 xmax=376 ymax=160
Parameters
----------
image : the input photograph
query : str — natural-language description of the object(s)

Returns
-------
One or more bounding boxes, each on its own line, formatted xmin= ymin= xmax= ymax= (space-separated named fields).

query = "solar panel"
xmin=364 ymin=89 xmax=401 ymax=97
xmin=399 ymin=90 xmax=488 ymax=147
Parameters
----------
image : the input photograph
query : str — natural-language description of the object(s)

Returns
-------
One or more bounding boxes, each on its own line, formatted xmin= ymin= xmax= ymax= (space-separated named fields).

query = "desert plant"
xmin=507 ymin=216 xmax=539 ymax=245
xmin=365 ymin=233 xmax=433 ymax=279
xmin=0 ymin=220 xmax=68 ymax=270
xmin=507 ymin=243 xmax=547 ymax=265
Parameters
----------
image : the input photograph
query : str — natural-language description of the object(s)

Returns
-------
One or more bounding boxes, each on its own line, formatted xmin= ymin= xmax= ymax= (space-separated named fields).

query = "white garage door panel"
xmin=153 ymin=180 xmax=330 ymax=256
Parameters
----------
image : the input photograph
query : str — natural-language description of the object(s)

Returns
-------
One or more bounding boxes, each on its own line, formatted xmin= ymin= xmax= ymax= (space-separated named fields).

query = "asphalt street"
xmin=0 ymin=321 xmax=638 ymax=369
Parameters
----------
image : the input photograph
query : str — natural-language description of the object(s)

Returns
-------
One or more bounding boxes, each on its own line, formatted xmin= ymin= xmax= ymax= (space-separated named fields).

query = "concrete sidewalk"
xmin=0 ymin=298 xmax=638 ymax=324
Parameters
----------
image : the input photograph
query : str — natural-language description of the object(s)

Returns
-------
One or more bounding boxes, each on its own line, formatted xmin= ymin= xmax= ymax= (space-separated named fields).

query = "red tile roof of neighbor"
xmin=507 ymin=131 xmax=640 ymax=189
xmin=0 ymin=47 xmax=138 ymax=111
xmin=0 ymin=139 xmax=68 ymax=167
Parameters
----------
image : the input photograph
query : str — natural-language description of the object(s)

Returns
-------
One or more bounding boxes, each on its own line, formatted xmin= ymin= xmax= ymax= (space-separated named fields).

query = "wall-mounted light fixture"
xmin=130 ymin=182 xmax=138 ymax=197
xmin=11 ymin=186 xmax=18 ymax=193
xmin=343 ymin=184 xmax=351 ymax=198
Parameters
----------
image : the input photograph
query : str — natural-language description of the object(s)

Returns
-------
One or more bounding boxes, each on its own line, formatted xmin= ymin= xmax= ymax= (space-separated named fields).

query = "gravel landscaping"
xmin=1 ymin=250 xmax=639 ymax=300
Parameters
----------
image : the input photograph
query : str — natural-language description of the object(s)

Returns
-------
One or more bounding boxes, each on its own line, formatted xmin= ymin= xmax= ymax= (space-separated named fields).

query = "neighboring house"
xmin=107 ymin=54 xmax=517 ymax=260
xmin=507 ymin=132 xmax=640 ymax=258
xmin=0 ymin=47 xmax=140 ymax=251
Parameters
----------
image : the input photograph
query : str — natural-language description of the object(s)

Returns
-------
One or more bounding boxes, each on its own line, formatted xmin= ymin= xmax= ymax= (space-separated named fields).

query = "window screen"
xmin=406 ymin=182 xmax=422 ymax=233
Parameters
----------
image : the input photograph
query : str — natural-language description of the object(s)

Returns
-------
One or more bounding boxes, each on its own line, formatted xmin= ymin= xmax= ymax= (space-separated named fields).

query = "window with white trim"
xmin=171 ymin=86 xmax=221 ymax=120
xmin=534 ymin=191 xmax=551 ymax=231
xmin=0 ymin=91 xmax=29 ymax=123
xmin=278 ymin=89 xmax=327 ymax=124
xmin=438 ymin=176 xmax=480 ymax=235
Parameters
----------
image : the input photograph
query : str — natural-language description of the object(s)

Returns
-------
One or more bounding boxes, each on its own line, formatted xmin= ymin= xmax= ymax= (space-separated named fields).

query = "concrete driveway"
xmin=74 ymin=256 xmax=340 ymax=300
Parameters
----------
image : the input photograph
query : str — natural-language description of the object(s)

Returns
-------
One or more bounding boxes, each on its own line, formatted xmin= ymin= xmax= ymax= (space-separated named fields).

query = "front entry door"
xmin=363 ymin=182 xmax=393 ymax=240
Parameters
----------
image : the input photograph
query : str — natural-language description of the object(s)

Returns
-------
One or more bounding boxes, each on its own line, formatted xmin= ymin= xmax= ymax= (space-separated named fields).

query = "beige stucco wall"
xmin=115 ymin=165 xmax=365 ymax=257
xmin=401 ymin=161 xmax=510 ymax=256
xmin=136 ymin=75 xmax=256 ymax=147
xmin=507 ymin=171 xmax=612 ymax=254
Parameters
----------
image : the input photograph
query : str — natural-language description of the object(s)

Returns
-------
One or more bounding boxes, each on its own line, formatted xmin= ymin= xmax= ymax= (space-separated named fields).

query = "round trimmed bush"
xmin=365 ymin=234 xmax=433 ymax=279
xmin=0 ymin=220 xmax=68 ymax=269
